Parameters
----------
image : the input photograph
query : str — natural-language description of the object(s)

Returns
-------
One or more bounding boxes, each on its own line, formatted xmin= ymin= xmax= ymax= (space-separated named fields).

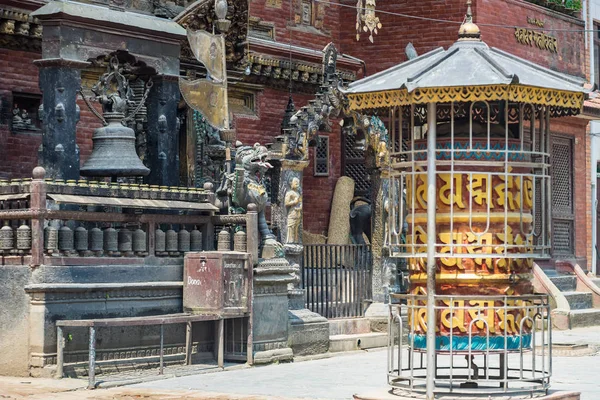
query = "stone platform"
xmin=354 ymin=389 xmax=580 ymax=400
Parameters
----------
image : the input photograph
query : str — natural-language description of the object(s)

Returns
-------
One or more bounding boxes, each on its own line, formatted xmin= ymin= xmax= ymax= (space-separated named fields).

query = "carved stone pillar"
xmin=146 ymin=75 xmax=180 ymax=186
xmin=253 ymin=257 xmax=295 ymax=364
xmin=36 ymin=59 xmax=88 ymax=180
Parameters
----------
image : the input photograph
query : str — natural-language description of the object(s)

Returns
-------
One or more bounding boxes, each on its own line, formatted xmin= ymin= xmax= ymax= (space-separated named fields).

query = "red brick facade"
xmin=0 ymin=0 xmax=593 ymax=261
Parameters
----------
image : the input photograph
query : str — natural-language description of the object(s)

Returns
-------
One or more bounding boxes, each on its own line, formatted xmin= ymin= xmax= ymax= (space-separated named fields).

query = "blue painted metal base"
xmin=409 ymin=334 xmax=532 ymax=351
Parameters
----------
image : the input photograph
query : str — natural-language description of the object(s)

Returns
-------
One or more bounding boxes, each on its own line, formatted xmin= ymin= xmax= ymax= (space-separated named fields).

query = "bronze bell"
xmin=118 ymin=228 xmax=133 ymax=256
xmin=89 ymin=227 xmax=103 ymax=255
xmin=75 ymin=226 xmax=89 ymax=255
xmin=104 ymin=227 xmax=118 ymax=256
xmin=58 ymin=225 xmax=74 ymax=255
xmin=217 ymin=228 xmax=230 ymax=252
xmin=80 ymin=57 xmax=149 ymax=178
xmin=166 ymin=226 xmax=179 ymax=256
xmin=234 ymin=230 xmax=247 ymax=252
xmin=0 ymin=221 xmax=14 ymax=254
xmin=178 ymin=226 xmax=190 ymax=253
xmin=190 ymin=227 xmax=202 ymax=252
xmin=16 ymin=221 xmax=31 ymax=253
xmin=133 ymin=228 xmax=147 ymax=256
xmin=155 ymin=228 xmax=166 ymax=256
xmin=44 ymin=225 xmax=58 ymax=254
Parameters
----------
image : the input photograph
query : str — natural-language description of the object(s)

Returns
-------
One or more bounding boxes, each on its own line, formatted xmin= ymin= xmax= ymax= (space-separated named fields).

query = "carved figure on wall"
xmin=12 ymin=104 xmax=35 ymax=131
xmin=285 ymin=177 xmax=302 ymax=244
xmin=12 ymin=105 xmax=23 ymax=128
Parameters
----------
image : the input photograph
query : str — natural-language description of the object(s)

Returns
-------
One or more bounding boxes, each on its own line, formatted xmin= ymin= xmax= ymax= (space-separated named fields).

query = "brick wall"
xmin=338 ymin=0 xmax=585 ymax=77
xmin=0 ymin=48 xmax=102 ymax=179
xmin=338 ymin=0 xmax=466 ymax=74
xmin=250 ymin=0 xmax=341 ymax=50
xmin=0 ymin=49 xmax=42 ymax=179
xmin=477 ymin=0 xmax=585 ymax=77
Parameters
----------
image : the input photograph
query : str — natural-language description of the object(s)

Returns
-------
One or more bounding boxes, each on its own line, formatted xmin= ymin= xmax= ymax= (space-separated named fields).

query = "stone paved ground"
xmin=1 ymin=327 xmax=599 ymax=399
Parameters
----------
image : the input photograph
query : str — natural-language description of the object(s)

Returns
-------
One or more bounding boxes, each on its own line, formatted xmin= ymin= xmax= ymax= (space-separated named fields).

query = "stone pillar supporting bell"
xmin=146 ymin=75 xmax=180 ymax=186
xmin=35 ymin=59 xmax=90 ymax=180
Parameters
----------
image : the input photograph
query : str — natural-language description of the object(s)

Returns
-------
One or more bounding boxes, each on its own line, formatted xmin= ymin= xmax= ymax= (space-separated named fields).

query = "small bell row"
xmin=155 ymin=226 xmax=203 ymax=257
xmin=217 ymin=228 xmax=247 ymax=253
xmin=44 ymin=224 xmax=148 ymax=257
xmin=0 ymin=220 xmax=32 ymax=255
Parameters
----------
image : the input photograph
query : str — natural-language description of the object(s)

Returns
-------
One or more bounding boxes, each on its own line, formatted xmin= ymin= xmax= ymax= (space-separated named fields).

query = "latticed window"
xmin=551 ymin=136 xmax=574 ymax=256
xmin=342 ymin=132 xmax=371 ymax=199
xmin=314 ymin=135 xmax=329 ymax=177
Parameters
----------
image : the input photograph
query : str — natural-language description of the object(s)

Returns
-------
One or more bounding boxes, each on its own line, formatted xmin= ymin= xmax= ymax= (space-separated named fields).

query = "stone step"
xmin=569 ymin=308 xmax=600 ymax=328
xmin=329 ymin=318 xmax=372 ymax=336
xmin=548 ymin=275 xmax=577 ymax=292
xmin=591 ymin=278 xmax=600 ymax=288
xmin=329 ymin=332 xmax=387 ymax=353
xmin=562 ymin=291 xmax=593 ymax=310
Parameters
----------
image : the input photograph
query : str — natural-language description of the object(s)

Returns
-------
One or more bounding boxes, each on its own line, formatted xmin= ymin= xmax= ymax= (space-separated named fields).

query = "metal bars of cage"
xmin=387 ymin=294 xmax=551 ymax=396
xmin=385 ymin=102 xmax=551 ymax=261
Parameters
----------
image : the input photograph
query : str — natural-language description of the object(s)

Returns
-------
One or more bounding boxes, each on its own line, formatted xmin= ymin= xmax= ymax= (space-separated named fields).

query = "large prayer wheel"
xmin=404 ymin=127 xmax=537 ymax=350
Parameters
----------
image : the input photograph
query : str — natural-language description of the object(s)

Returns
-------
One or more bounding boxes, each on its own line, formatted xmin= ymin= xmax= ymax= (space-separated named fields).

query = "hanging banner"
xmin=180 ymin=78 xmax=230 ymax=130
xmin=186 ymin=29 xmax=226 ymax=82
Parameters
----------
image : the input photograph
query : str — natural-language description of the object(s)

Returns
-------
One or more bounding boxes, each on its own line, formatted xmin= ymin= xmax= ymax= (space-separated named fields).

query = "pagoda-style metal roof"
xmin=344 ymin=9 xmax=587 ymax=113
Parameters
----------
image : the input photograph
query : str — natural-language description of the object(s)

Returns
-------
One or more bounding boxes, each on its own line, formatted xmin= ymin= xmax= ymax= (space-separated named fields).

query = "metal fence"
xmin=388 ymin=294 xmax=551 ymax=396
xmin=302 ymin=244 xmax=372 ymax=318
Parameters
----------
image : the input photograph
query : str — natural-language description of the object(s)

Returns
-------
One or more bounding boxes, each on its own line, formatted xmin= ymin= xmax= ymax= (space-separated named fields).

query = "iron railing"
xmin=302 ymin=244 xmax=372 ymax=318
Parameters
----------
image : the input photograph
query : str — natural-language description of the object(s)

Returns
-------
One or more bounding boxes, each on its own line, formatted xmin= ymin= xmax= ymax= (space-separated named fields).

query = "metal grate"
xmin=551 ymin=137 xmax=573 ymax=213
xmin=342 ymin=132 xmax=371 ymax=199
xmin=302 ymin=244 xmax=372 ymax=318
xmin=552 ymin=220 xmax=573 ymax=255
xmin=550 ymin=136 xmax=574 ymax=256
xmin=314 ymin=135 xmax=329 ymax=176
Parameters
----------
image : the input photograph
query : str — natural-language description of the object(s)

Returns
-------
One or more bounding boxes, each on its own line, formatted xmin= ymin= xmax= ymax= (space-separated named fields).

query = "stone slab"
xmin=288 ymin=309 xmax=329 ymax=356
xmin=353 ymin=389 xmax=580 ymax=400
xmin=329 ymin=317 xmax=372 ymax=335
xmin=329 ymin=332 xmax=387 ymax=352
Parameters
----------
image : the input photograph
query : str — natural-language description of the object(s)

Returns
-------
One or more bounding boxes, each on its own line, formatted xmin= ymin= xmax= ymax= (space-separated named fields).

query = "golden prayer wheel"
xmin=404 ymin=134 xmax=537 ymax=350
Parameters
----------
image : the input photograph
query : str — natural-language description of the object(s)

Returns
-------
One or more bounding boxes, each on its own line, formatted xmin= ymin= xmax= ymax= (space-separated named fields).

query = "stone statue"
xmin=12 ymin=105 xmax=34 ymax=130
xmin=285 ymin=177 xmax=302 ymax=244
xmin=227 ymin=142 xmax=283 ymax=256
xmin=12 ymin=105 xmax=23 ymax=129
xmin=349 ymin=197 xmax=372 ymax=245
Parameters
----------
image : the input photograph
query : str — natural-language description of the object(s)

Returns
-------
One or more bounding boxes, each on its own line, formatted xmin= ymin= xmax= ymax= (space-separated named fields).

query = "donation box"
xmin=183 ymin=251 xmax=251 ymax=315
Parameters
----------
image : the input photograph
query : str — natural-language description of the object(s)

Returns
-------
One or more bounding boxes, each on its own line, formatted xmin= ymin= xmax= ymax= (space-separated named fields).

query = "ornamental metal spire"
xmin=458 ymin=0 xmax=481 ymax=41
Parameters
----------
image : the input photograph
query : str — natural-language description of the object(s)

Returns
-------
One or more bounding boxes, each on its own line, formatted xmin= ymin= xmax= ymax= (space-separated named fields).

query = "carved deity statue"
xmin=12 ymin=105 xmax=34 ymax=130
xmin=285 ymin=177 xmax=302 ymax=244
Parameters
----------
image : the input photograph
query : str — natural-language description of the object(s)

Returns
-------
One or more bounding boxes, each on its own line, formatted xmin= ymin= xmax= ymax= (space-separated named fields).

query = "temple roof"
xmin=344 ymin=40 xmax=587 ymax=96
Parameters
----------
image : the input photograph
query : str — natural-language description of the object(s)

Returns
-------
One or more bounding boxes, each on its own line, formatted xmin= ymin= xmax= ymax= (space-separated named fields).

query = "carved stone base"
xmin=288 ymin=308 xmax=329 ymax=357
xmin=364 ymin=302 xmax=389 ymax=333
xmin=287 ymin=288 xmax=329 ymax=357
xmin=253 ymin=258 xmax=296 ymax=364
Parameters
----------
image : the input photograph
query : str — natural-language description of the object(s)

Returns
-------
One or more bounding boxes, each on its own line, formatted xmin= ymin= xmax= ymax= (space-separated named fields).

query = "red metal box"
xmin=183 ymin=251 xmax=251 ymax=315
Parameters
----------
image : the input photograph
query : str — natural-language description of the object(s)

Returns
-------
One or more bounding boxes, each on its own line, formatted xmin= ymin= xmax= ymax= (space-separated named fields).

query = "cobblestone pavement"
xmin=0 ymin=327 xmax=599 ymax=400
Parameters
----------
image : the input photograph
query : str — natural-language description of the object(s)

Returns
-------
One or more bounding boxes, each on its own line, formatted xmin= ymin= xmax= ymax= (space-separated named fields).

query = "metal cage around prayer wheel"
xmin=342 ymin=1 xmax=587 ymax=396
xmin=391 ymin=103 xmax=548 ymax=352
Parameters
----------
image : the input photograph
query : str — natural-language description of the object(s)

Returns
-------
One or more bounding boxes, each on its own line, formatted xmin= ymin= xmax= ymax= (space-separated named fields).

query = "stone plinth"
xmin=287 ymin=288 xmax=329 ymax=356
xmin=252 ymin=258 xmax=295 ymax=364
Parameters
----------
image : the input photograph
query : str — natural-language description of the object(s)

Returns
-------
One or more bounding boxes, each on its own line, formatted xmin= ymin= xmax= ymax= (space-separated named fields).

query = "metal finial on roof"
xmin=458 ymin=0 xmax=481 ymax=41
